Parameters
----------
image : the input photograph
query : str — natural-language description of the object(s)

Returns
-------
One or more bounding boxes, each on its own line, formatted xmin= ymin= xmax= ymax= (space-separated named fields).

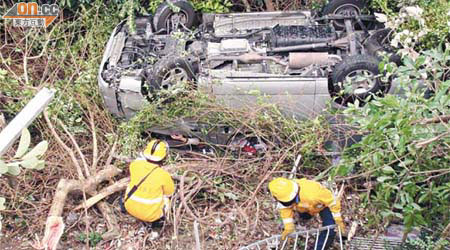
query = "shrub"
xmin=372 ymin=0 xmax=450 ymax=50
xmin=332 ymin=45 xmax=450 ymax=231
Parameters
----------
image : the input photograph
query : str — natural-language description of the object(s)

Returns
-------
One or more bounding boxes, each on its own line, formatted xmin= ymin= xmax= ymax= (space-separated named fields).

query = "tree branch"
xmin=415 ymin=131 xmax=450 ymax=149
xmin=265 ymin=0 xmax=275 ymax=11
xmin=43 ymin=111 xmax=85 ymax=180
xmin=56 ymin=118 xmax=91 ymax=177
xmin=412 ymin=115 xmax=450 ymax=125
xmin=241 ymin=0 xmax=251 ymax=12
xmin=74 ymin=177 xmax=129 ymax=210
xmin=88 ymin=108 xmax=99 ymax=172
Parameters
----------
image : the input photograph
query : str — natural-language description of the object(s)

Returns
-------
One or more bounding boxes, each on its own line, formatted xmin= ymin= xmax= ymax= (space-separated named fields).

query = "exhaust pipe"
xmin=288 ymin=52 xmax=330 ymax=69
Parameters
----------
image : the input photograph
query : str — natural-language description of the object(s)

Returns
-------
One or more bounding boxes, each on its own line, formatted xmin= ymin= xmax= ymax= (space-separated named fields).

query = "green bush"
xmin=0 ymin=129 xmax=48 ymax=232
xmin=332 ymin=45 xmax=450 ymax=231
xmin=372 ymin=0 xmax=450 ymax=50
xmin=191 ymin=0 xmax=232 ymax=13
xmin=392 ymin=231 xmax=449 ymax=250
xmin=117 ymin=88 xmax=329 ymax=168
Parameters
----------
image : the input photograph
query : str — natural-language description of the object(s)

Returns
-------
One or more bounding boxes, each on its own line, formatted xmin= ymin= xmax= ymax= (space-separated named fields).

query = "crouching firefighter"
xmin=268 ymin=178 xmax=345 ymax=250
xmin=121 ymin=139 xmax=175 ymax=229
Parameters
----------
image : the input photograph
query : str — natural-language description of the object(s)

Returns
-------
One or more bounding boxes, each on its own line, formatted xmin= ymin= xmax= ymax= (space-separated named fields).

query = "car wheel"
xmin=153 ymin=0 xmax=196 ymax=33
xmin=144 ymin=55 xmax=196 ymax=96
xmin=330 ymin=54 xmax=389 ymax=105
xmin=364 ymin=28 xmax=402 ymax=65
xmin=321 ymin=0 xmax=368 ymax=30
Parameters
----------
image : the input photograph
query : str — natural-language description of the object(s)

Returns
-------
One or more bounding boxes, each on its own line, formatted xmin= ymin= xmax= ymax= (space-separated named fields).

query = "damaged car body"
xmin=98 ymin=0 xmax=396 ymax=153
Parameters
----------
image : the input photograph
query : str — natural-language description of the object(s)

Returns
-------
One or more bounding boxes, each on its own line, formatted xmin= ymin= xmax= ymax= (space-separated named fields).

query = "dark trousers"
xmin=299 ymin=207 xmax=336 ymax=250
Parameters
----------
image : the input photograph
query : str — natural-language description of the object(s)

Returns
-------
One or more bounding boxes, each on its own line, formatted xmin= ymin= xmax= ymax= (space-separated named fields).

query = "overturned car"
xmin=99 ymin=0 xmax=395 ymax=120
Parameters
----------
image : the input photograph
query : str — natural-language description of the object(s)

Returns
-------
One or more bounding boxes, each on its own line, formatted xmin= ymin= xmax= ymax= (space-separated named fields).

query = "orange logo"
xmin=2 ymin=2 xmax=59 ymax=28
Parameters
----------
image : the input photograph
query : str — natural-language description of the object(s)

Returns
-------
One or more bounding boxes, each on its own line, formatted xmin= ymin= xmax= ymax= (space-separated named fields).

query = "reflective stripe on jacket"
xmin=124 ymin=158 xmax=175 ymax=222
xmin=278 ymin=178 xmax=344 ymax=231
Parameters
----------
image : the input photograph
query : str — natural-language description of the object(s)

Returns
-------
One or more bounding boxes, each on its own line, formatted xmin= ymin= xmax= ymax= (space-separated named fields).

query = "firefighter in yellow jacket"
xmin=268 ymin=177 xmax=345 ymax=250
xmin=122 ymin=139 xmax=175 ymax=226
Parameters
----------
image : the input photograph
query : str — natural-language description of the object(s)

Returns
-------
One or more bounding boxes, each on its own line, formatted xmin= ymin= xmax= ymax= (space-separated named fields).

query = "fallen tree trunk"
xmin=74 ymin=177 xmax=129 ymax=210
xmin=32 ymin=166 xmax=122 ymax=250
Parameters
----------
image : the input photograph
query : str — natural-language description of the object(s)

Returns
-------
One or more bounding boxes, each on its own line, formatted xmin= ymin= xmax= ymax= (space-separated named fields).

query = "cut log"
xmin=74 ymin=177 xmax=129 ymax=210
xmin=32 ymin=216 xmax=65 ymax=250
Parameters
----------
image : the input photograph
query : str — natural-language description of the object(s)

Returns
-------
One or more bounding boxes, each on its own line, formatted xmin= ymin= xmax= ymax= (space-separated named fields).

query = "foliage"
xmin=149 ymin=0 xmax=233 ymax=13
xmin=311 ymin=0 xmax=328 ymax=10
xmin=115 ymin=0 xmax=233 ymax=39
xmin=332 ymin=45 xmax=450 ymax=231
xmin=59 ymin=0 xmax=126 ymax=10
xmin=119 ymin=0 xmax=140 ymax=34
xmin=0 ymin=129 xmax=48 ymax=176
xmin=391 ymin=231 xmax=449 ymax=250
xmin=77 ymin=232 xmax=103 ymax=246
xmin=0 ymin=69 xmax=29 ymax=114
xmin=192 ymin=0 xmax=233 ymax=13
xmin=372 ymin=0 xmax=450 ymax=50
xmin=1 ymin=0 xmax=121 ymax=130
xmin=62 ymin=0 xmax=234 ymax=28
xmin=118 ymin=86 xmax=329 ymax=167
xmin=0 ymin=129 xmax=48 ymax=234
xmin=1 ymin=0 xmax=120 ymax=238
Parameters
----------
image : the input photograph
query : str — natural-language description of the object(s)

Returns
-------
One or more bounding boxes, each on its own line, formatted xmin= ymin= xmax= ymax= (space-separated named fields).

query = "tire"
xmin=364 ymin=28 xmax=401 ymax=65
xmin=153 ymin=0 xmax=196 ymax=33
xmin=144 ymin=54 xmax=196 ymax=97
xmin=321 ymin=0 xmax=368 ymax=30
xmin=329 ymin=54 xmax=389 ymax=105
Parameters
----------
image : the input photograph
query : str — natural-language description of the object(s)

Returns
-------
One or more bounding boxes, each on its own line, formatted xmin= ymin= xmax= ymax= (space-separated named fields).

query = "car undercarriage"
xmin=98 ymin=0 xmax=396 ymax=153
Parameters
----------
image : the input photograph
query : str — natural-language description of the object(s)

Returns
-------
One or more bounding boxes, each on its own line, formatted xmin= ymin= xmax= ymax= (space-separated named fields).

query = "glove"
xmin=281 ymin=223 xmax=295 ymax=241
xmin=335 ymin=219 xmax=346 ymax=235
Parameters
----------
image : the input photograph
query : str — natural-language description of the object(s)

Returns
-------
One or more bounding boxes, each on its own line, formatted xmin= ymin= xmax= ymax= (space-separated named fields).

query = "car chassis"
xmin=98 ymin=0 xmax=394 ymax=152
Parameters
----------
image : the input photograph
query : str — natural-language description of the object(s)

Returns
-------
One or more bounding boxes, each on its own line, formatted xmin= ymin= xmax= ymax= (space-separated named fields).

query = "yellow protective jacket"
xmin=124 ymin=158 xmax=175 ymax=222
xmin=278 ymin=178 xmax=345 ymax=233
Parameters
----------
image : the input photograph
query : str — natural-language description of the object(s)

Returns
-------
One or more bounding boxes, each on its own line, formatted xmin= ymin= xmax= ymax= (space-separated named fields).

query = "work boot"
xmin=151 ymin=216 xmax=165 ymax=230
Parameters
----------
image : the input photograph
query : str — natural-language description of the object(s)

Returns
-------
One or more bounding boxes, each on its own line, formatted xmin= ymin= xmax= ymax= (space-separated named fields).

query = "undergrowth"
xmin=332 ymin=46 xmax=450 ymax=234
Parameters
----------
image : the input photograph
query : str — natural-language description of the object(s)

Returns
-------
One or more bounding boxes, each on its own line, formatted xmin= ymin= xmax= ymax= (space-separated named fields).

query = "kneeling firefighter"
xmin=268 ymin=177 xmax=345 ymax=250
xmin=122 ymin=139 xmax=175 ymax=227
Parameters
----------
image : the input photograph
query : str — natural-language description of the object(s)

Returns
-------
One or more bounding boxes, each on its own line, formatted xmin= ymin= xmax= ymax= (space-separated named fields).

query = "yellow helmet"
xmin=143 ymin=139 xmax=169 ymax=162
xmin=268 ymin=178 xmax=299 ymax=202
